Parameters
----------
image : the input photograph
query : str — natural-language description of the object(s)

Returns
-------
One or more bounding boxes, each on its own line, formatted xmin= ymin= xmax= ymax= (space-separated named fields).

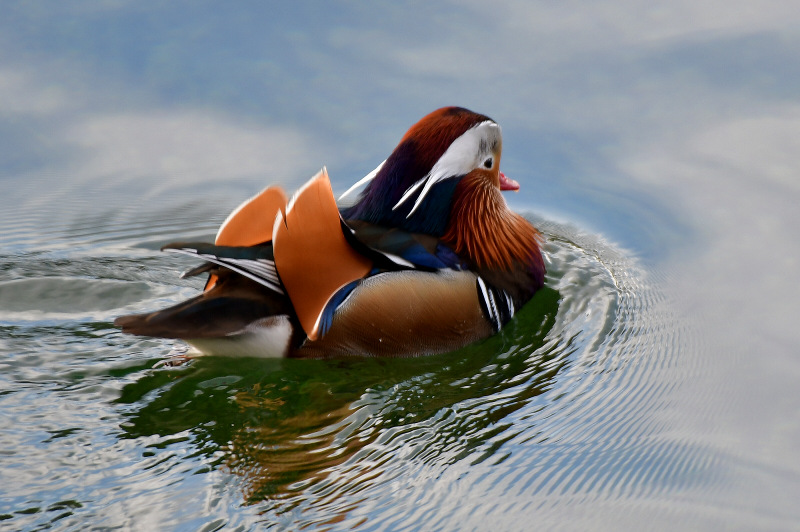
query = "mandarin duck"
xmin=115 ymin=107 xmax=546 ymax=357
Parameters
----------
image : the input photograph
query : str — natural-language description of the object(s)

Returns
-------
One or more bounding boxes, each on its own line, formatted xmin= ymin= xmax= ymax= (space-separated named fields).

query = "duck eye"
xmin=483 ymin=157 xmax=493 ymax=169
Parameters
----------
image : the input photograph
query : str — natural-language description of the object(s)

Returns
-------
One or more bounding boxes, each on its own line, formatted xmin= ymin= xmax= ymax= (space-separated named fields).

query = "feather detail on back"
xmin=216 ymin=186 xmax=288 ymax=246
xmin=343 ymin=219 xmax=466 ymax=271
xmin=338 ymin=160 xmax=386 ymax=202
xmin=273 ymin=168 xmax=373 ymax=341
xmin=161 ymin=242 xmax=283 ymax=294
xmin=202 ymin=186 xmax=287 ymax=291
xmin=114 ymin=268 xmax=294 ymax=342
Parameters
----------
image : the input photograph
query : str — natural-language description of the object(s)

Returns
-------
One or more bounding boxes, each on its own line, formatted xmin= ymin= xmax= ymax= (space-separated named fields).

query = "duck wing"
xmin=342 ymin=219 xmax=466 ymax=271
xmin=113 ymin=267 xmax=295 ymax=341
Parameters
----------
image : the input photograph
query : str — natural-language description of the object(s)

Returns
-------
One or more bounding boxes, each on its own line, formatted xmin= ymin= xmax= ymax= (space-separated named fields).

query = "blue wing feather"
xmin=342 ymin=220 xmax=466 ymax=271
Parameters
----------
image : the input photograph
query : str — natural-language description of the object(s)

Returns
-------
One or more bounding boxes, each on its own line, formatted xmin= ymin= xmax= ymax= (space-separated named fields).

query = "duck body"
xmin=115 ymin=107 xmax=545 ymax=358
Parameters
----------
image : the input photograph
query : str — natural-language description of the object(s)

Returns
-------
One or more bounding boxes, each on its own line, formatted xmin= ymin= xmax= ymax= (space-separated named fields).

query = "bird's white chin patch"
xmin=185 ymin=315 xmax=293 ymax=358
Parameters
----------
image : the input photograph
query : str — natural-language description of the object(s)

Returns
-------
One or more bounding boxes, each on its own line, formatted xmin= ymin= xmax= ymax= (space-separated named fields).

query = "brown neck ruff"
xmin=443 ymin=173 xmax=543 ymax=272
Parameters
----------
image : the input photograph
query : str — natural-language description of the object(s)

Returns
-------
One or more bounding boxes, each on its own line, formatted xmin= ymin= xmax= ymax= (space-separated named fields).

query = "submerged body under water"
xmin=0 ymin=189 xmax=696 ymax=529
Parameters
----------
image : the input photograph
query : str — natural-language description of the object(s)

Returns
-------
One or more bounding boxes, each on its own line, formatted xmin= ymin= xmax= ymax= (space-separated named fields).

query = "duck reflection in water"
xmin=116 ymin=287 xmax=560 ymax=508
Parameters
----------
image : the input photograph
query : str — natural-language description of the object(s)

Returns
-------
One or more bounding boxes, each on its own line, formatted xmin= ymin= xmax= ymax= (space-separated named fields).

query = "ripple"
xmin=0 ymin=277 xmax=153 ymax=320
xmin=0 ymin=204 xmax=702 ymax=530
xmin=229 ymin=217 xmax=702 ymax=529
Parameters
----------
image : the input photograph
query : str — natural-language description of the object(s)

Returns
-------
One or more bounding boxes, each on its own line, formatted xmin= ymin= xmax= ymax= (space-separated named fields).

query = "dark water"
xmin=2 ymin=3 xmax=800 ymax=531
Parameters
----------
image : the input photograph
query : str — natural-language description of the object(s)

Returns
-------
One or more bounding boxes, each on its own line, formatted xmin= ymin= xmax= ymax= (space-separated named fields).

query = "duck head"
xmin=341 ymin=107 xmax=519 ymax=236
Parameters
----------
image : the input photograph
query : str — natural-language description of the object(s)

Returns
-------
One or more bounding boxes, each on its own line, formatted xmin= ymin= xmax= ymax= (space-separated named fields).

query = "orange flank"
xmin=273 ymin=169 xmax=373 ymax=340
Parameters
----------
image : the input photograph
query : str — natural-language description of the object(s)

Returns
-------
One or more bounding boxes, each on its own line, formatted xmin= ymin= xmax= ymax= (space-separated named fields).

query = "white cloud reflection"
xmin=0 ymin=64 xmax=319 ymax=211
xmin=70 ymin=111 xmax=311 ymax=193
xmin=490 ymin=0 xmax=799 ymax=45
xmin=619 ymin=104 xmax=800 ymax=517
xmin=0 ymin=67 xmax=73 ymax=116
xmin=1 ymin=2 xmax=800 ymax=529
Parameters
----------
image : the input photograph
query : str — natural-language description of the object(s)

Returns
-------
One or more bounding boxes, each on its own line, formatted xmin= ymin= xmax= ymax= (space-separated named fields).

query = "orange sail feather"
xmin=215 ymin=186 xmax=289 ymax=247
xmin=273 ymin=168 xmax=373 ymax=340
xmin=203 ymin=186 xmax=289 ymax=291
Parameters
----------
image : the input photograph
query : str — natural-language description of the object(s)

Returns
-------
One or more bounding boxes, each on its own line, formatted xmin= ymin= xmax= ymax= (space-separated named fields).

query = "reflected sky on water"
xmin=1 ymin=2 xmax=799 ymax=529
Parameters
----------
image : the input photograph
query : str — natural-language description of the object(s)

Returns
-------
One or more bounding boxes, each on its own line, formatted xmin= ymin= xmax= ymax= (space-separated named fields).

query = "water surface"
xmin=2 ymin=2 xmax=799 ymax=530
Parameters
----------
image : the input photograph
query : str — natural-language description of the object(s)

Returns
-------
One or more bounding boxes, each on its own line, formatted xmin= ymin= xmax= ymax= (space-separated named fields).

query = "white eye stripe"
xmin=393 ymin=120 xmax=502 ymax=217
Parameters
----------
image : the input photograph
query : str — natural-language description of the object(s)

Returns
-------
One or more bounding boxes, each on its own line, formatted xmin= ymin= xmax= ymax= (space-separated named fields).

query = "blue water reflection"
xmin=2 ymin=2 xmax=799 ymax=530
